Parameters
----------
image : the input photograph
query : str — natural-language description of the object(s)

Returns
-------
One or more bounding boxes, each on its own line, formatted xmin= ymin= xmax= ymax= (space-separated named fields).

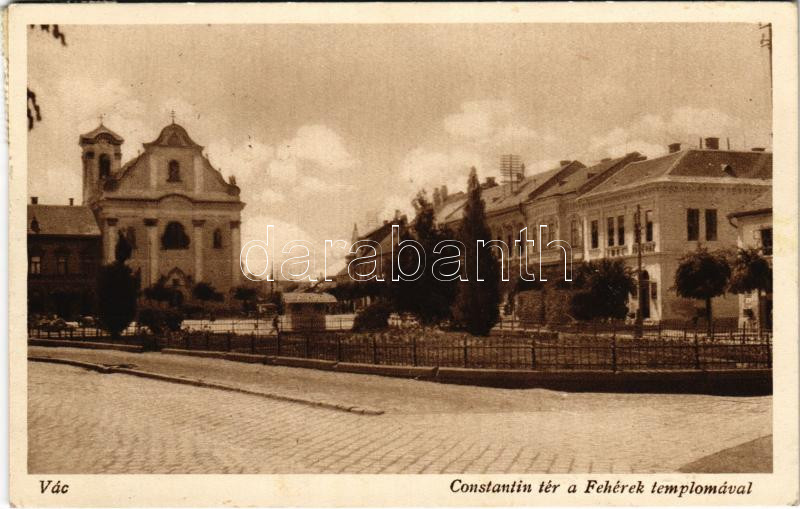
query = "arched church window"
xmin=213 ymin=229 xmax=222 ymax=249
xmin=99 ymin=154 xmax=111 ymax=178
xmin=167 ymin=160 xmax=181 ymax=182
xmin=161 ymin=221 xmax=190 ymax=250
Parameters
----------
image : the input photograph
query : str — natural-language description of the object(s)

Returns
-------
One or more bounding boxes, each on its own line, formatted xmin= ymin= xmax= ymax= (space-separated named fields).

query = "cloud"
xmin=397 ymin=146 xmax=484 ymax=194
xmin=586 ymin=107 xmax=746 ymax=159
xmin=443 ymin=99 xmax=539 ymax=150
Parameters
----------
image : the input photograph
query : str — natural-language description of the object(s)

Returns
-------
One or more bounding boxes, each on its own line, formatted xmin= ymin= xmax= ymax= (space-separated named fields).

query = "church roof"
xmin=79 ymin=123 xmax=124 ymax=145
xmin=27 ymin=204 xmax=101 ymax=236
xmin=144 ymin=122 xmax=202 ymax=149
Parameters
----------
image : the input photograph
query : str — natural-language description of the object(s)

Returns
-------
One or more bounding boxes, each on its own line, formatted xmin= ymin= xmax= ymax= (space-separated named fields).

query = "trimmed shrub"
xmin=353 ymin=302 xmax=392 ymax=332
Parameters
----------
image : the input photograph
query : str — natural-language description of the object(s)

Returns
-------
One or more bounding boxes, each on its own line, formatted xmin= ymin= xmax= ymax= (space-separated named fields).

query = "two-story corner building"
xmin=27 ymin=199 xmax=103 ymax=319
xmin=728 ymin=190 xmax=773 ymax=329
xmin=522 ymin=153 xmax=647 ymax=280
xmin=574 ymin=140 xmax=772 ymax=323
xmin=79 ymin=121 xmax=245 ymax=304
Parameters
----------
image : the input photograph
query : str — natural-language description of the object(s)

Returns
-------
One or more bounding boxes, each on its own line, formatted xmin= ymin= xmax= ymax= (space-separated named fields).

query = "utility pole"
xmin=759 ymin=23 xmax=773 ymax=144
xmin=759 ymin=23 xmax=772 ymax=92
xmin=634 ymin=205 xmax=643 ymax=339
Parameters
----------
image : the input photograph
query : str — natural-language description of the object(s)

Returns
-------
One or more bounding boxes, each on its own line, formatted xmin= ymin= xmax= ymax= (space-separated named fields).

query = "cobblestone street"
xmin=27 ymin=350 xmax=772 ymax=474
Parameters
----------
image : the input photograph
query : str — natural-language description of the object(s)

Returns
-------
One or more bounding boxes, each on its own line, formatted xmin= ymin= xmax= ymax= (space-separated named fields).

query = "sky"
xmin=27 ymin=23 xmax=772 ymax=275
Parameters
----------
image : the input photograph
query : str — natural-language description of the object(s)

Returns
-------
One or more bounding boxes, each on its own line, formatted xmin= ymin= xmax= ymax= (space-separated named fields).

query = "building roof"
xmin=434 ymin=161 xmax=580 ymax=225
xmin=533 ymin=153 xmax=645 ymax=199
xmin=578 ymin=149 xmax=772 ymax=199
xmin=79 ymin=123 xmax=125 ymax=145
xmin=144 ymin=123 xmax=202 ymax=149
xmin=728 ymin=190 xmax=773 ymax=219
xmin=28 ymin=204 xmax=101 ymax=236
xmin=282 ymin=292 xmax=337 ymax=304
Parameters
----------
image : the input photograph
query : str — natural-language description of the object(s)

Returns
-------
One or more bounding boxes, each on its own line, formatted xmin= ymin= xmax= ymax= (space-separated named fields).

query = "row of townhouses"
xmin=347 ymin=138 xmax=772 ymax=327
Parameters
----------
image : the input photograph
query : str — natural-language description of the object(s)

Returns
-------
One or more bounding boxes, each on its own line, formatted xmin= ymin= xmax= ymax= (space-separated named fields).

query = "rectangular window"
xmin=705 ymin=209 xmax=717 ymax=241
xmin=607 ymin=217 xmax=615 ymax=247
xmin=56 ymin=255 xmax=68 ymax=275
xmin=645 ymin=210 xmax=654 ymax=242
xmin=29 ymin=255 xmax=41 ymax=275
xmin=761 ymin=228 xmax=773 ymax=256
xmin=617 ymin=215 xmax=625 ymax=246
xmin=590 ymin=220 xmax=599 ymax=249
xmin=570 ymin=220 xmax=582 ymax=247
xmin=687 ymin=208 xmax=700 ymax=241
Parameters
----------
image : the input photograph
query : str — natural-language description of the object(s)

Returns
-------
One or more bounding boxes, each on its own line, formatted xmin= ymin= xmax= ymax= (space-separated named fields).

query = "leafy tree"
xmin=569 ymin=259 xmax=636 ymax=321
xmin=352 ymin=301 xmax=392 ymax=332
xmin=142 ymin=276 xmax=178 ymax=307
xmin=233 ymin=285 xmax=258 ymax=313
xmin=391 ymin=191 xmax=458 ymax=325
xmin=674 ymin=247 xmax=731 ymax=333
xmin=192 ymin=282 xmax=224 ymax=319
xmin=728 ymin=247 xmax=772 ymax=328
xmin=97 ymin=232 xmax=139 ymax=338
xmin=451 ymin=167 xmax=501 ymax=336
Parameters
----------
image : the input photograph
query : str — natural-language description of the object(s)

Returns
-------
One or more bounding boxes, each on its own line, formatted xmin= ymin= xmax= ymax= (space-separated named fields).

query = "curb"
xmin=27 ymin=355 xmax=384 ymax=416
xmin=29 ymin=338 xmax=144 ymax=353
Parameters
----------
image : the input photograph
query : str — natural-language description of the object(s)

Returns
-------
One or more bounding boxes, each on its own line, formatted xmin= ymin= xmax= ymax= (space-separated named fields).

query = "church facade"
xmin=80 ymin=121 xmax=244 ymax=303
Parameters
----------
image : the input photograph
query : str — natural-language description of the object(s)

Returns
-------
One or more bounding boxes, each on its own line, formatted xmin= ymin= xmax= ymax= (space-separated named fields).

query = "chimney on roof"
xmin=704 ymin=137 xmax=720 ymax=150
xmin=559 ymin=160 xmax=571 ymax=167
xmin=440 ymin=185 xmax=448 ymax=202
xmin=31 ymin=197 xmax=38 ymax=205
xmin=751 ymin=147 xmax=766 ymax=152
xmin=485 ymin=176 xmax=497 ymax=187
xmin=668 ymin=143 xmax=682 ymax=154
xmin=69 ymin=198 xmax=74 ymax=206
xmin=394 ymin=209 xmax=401 ymax=221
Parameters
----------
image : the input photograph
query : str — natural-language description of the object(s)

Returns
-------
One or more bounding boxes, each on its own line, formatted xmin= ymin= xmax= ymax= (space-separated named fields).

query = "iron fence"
xmin=30 ymin=322 xmax=772 ymax=371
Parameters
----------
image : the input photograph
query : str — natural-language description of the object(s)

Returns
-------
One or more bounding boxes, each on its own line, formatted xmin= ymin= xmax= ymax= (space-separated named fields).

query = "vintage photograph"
xmin=7 ymin=3 xmax=799 ymax=506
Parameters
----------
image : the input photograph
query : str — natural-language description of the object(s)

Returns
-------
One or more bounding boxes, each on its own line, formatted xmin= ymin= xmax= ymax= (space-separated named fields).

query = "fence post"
xmin=305 ymin=334 xmax=310 ymax=358
xmin=693 ymin=327 xmax=701 ymax=369
xmin=372 ymin=337 xmax=378 ymax=364
xmin=412 ymin=336 xmax=417 ymax=366
xmin=185 ymin=332 xmax=190 ymax=350
xmin=206 ymin=330 xmax=210 ymax=350
xmin=530 ymin=339 xmax=536 ymax=370
xmin=227 ymin=332 xmax=232 ymax=352
xmin=336 ymin=334 xmax=342 ymax=362
xmin=463 ymin=337 xmax=468 ymax=368
xmin=277 ymin=331 xmax=282 ymax=357
xmin=251 ymin=332 xmax=256 ymax=354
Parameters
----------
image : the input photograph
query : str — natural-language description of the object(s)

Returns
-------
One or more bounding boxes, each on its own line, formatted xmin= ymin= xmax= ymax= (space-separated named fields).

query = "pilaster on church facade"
xmin=80 ymin=121 xmax=246 ymax=301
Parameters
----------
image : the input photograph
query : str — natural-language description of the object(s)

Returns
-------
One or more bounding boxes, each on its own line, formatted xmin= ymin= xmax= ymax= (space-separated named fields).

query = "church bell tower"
xmin=79 ymin=121 xmax=125 ymax=205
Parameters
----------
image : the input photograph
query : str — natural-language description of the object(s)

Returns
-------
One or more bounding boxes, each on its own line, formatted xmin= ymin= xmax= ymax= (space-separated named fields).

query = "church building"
xmin=80 ymin=120 xmax=245 ymax=304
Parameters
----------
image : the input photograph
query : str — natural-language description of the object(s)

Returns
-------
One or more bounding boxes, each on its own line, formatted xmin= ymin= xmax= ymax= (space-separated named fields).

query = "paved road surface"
xmin=28 ymin=355 xmax=771 ymax=474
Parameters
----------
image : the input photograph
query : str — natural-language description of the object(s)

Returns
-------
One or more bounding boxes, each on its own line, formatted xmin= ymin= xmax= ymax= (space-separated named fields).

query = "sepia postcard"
xmin=5 ymin=2 xmax=799 ymax=507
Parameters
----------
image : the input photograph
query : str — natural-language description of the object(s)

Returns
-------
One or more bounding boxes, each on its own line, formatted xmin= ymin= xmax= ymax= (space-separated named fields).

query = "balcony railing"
xmin=606 ymin=245 xmax=627 ymax=257
xmin=632 ymin=241 xmax=656 ymax=254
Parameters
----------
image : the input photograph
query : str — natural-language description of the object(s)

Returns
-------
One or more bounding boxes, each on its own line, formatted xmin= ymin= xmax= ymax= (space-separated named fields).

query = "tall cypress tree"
xmin=452 ymin=167 xmax=501 ymax=335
